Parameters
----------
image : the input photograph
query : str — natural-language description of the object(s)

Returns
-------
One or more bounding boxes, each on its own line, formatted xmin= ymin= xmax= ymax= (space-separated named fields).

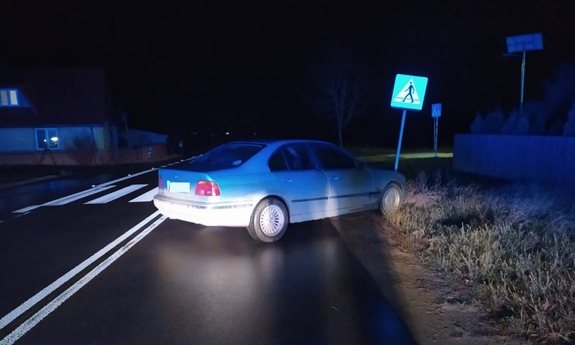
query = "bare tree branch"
xmin=308 ymin=42 xmax=371 ymax=146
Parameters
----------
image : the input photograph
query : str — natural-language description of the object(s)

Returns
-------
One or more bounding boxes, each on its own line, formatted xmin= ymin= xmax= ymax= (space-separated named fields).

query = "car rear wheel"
xmin=247 ymin=198 xmax=288 ymax=243
xmin=379 ymin=183 xmax=403 ymax=216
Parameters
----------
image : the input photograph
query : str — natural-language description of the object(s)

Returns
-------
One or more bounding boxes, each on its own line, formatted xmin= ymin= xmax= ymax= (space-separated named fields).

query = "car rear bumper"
xmin=153 ymin=194 xmax=254 ymax=227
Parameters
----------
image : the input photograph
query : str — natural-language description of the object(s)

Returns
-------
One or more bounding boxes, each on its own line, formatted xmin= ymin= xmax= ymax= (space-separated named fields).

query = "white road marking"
xmin=0 ymin=214 xmax=167 ymax=345
xmin=45 ymin=185 xmax=117 ymax=206
xmin=10 ymin=166 xmax=158 ymax=214
xmin=8 ymin=159 xmax=191 ymax=214
xmin=11 ymin=205 xmax=41 ymax=213
xmin=12 ymin=186 xmax=117 ymax=213
xmin=84 ymin=184 xmax=148 ymax=204
xmin=129 ymin=187 xmax=158 ymax=202
xmin=0 ymin=211 xmax=162 ymax=332
xmin=91 ymin=169 xmax=156 ymax=189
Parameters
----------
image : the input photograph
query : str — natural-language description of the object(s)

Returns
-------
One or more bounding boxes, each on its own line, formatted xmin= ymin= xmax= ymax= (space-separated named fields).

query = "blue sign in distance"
xmin=390 ymin=74 xmax=428 ymax=111
xmin=432 ymin=103 xmax=442 ymax=117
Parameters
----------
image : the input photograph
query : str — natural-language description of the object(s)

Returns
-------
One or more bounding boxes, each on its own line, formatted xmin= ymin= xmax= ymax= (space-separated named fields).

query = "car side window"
xmin=281 ymin=144 xmax=314 ymax=171
xmin=268 ymin=150 xmax=288 ymax=171
xmin=313 ymin=143 xmax=357 ymax=170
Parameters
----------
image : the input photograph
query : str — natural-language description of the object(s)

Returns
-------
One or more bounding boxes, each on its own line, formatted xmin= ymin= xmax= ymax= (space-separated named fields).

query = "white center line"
xmin=0 ymin=211 xmax=162 ymax=331
xmin=0 ymin=214 xmax=167 ymax=345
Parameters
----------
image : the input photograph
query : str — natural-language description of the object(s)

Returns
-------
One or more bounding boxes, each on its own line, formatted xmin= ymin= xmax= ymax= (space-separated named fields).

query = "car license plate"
xmin=168 ymin=181 xmax=190 ymax=193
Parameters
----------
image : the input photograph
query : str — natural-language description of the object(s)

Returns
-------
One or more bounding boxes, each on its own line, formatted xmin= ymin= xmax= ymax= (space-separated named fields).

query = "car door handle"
xmin=281 ymin=179 xmax=293 ymax=183
xmin=328 ymin=176 xmax=339 ymax=181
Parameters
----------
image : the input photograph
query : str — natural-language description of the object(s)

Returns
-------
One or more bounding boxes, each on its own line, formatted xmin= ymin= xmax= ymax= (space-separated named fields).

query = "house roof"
xmin=0 ymin=68 xmax=113 ymax=128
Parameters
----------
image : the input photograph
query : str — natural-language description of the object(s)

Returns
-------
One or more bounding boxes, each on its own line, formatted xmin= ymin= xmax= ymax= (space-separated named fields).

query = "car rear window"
xmin=188 ymin=143 xmax=265 ymax=171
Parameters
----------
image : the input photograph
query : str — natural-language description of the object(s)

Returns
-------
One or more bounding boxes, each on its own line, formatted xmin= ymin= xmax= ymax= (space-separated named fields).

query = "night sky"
xmin=1 ymin=0 xmax=574 ymax=148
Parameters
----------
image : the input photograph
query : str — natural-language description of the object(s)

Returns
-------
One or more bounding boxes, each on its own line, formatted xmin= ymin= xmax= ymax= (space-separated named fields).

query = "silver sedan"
xmin=153 ymin=139 xmax=407 ymax=242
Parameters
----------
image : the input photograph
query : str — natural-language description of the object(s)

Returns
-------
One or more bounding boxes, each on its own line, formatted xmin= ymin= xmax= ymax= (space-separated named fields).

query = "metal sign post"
xmin=506 ymin=33 xmax=543 ymax=112
xmin=434 ymin=117 xmax=438 ymax=157
xmin=390 ymin=74 xmax=428 ymax=171
xmin=394 ymin=109 xmax=407 ymax=171
xmin=431 ymin=103 xmax=441 ymax=158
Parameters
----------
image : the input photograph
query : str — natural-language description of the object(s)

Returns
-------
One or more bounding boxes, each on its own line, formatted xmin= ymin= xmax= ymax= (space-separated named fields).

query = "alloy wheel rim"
xmin=259 ymin=205 xmax=285 ymax=236
xmin=383 ymin=189 xmax=400 ymax=212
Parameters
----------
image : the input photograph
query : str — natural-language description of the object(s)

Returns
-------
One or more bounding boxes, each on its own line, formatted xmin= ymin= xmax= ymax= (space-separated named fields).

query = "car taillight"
xmin=195 ymin=180 xmax=221 ymax=196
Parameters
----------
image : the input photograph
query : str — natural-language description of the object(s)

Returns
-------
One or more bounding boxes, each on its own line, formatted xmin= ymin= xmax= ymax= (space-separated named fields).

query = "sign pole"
xmin=390 ymin=73 xmax=429 ymax=172
xmin=434 ymin=117 xmax=438 ymax=158
xmin=520 ymin=50 xmax=526 ymax=113
xmin=505 ymin=33 xmax=543 ymax=112
xmin=431 ymin=103 xmax=442 ymax=158
xmin=394 ymin=109 xmax=407 ymax=172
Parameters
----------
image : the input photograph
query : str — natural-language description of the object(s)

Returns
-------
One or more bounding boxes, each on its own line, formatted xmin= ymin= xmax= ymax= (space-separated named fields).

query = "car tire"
xmin=247 ymin=198 xmax=288 ymax=243
xmin=379 ymin=183 xmax=403 ymax=216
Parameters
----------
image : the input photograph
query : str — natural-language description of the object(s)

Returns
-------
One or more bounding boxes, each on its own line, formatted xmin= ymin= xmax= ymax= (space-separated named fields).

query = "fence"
xmin=453 ymin=134 xmax=575 ymax=185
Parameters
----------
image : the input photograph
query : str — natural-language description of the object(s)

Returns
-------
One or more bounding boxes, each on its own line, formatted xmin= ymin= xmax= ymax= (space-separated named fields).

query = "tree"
xmin=564 ymin=103 xmax=575 ymax=136
xmin=470 ymin=108 xmax=505 ymax=134
xmin=470 ymin=113 xmax=483 ymax=134
xmin=309 ymin=43 xmax=372 ymax=147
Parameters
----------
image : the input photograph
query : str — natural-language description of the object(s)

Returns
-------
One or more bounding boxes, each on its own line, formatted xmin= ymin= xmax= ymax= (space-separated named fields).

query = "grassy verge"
xmin=346 ymin=145 xmax=453 ymax=158
xmin=387 ymin=170 xmax=575 ymax=344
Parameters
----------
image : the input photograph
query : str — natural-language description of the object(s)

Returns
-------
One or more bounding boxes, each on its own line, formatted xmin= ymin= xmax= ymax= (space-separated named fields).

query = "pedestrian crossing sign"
xmin=390 ymin=74 xmax=428 ymax=111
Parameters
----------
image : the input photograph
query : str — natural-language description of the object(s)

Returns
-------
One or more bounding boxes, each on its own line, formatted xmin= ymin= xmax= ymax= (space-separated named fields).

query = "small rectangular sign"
xmin=506 ymin=33 xmax=543 ymax=53
xmin=432 ymin=103 xmax=442 ymax=117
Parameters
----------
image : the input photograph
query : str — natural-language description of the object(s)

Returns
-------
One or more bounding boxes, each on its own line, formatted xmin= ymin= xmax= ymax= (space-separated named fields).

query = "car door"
xmin=311 ymin=142 xmax=375 ymax=214
xmin=268 ymin=143 xmax=330 ymax=222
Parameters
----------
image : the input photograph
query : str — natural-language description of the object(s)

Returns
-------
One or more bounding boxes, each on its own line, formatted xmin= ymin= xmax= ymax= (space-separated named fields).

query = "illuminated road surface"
xmin=0 ymin=167 xmax=416 ymax=345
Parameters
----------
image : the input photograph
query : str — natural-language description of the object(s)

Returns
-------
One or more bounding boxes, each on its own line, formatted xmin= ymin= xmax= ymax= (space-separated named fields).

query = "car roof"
xmin=224 ymin=139 xmax=337 ymax=148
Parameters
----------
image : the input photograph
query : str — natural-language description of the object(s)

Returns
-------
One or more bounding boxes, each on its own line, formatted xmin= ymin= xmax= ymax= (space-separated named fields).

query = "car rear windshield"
xmin=188 ymin=143 xmax=266 ymax=171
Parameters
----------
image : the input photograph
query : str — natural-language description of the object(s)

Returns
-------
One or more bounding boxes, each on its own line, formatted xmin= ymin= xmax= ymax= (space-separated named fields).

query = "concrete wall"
xmin=0 ymin=128 xmax=36 ymax=151
xmin=0 ymin=143 xmax=168 ymax=166
xmin=453 ymin=134 xmax=575 ymax=185
xmin=0 ymin=126 xmax=112 ymax=152
xmin=60 ymin=126 xmax=111 ymax=150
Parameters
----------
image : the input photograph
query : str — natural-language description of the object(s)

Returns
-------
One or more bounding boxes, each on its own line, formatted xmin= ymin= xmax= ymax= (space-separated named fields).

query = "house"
xmin=0 ymin=67 xmax=168 ymax=165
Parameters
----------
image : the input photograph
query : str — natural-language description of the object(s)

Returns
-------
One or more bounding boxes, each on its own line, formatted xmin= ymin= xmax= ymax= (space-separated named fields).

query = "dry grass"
xmin=386 ymin=171 xmax=575 ymax=344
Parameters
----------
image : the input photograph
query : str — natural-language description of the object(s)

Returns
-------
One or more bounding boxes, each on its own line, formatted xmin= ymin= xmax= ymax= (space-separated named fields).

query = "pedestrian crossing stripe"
xmin=390 ymin=74 xmax=428 ymax=111
xmin=85 ymin=184 xmax=148 ymax=204
xmin=12 ymin=184 xmax=159 ymax=213
xmin=129 ymin=187 xmax=159 ymax=203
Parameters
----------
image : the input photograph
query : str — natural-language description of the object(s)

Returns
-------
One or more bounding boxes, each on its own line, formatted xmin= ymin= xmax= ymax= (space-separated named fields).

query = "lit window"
xmin=35 ymin=128 xmax=59 ymax=150
xmin=9 ymin=90 xmax=18 ymax=105
xmin=0 ymin=89 xmax=19 ymax=106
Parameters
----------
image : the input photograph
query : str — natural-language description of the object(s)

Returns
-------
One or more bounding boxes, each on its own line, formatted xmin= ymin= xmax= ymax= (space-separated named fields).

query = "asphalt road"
xmin=0 ymin=162 xmax=416 ymax=344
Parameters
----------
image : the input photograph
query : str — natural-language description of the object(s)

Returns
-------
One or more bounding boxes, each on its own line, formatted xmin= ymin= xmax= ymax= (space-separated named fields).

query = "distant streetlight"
xmin=505 ymin=33 xmax=543 ymax=112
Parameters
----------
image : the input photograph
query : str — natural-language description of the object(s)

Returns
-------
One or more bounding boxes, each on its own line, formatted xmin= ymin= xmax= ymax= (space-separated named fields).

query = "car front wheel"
xmin=379 ymin=183 xmax=403 ymax=216
xmin=247 ymin=198 xmax=288 ymax=243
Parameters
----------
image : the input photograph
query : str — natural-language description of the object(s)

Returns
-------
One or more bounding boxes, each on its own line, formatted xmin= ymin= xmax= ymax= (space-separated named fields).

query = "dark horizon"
xmin=1 ymin=1 xmax=574 ymax=148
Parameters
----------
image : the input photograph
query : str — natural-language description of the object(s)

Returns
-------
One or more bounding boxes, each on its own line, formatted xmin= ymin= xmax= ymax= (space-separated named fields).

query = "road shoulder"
xmin=331 ymin=212 xmax=525 ymax=345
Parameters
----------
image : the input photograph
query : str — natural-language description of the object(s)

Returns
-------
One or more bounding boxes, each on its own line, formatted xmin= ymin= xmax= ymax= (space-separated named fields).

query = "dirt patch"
xmin=330 ymin=212 xmax=526 ymax=345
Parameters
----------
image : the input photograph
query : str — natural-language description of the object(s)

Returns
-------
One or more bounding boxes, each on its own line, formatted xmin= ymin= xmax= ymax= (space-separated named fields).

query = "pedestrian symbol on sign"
xmin=403 ymin=82 xmax=414 ymax=103
xmin=393 ymin=79 xmax=421 ymax=105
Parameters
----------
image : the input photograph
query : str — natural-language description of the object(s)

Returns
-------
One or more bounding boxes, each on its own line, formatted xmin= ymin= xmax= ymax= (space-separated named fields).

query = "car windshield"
xmin=188 ymin=143 xmax=266 ymax=171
